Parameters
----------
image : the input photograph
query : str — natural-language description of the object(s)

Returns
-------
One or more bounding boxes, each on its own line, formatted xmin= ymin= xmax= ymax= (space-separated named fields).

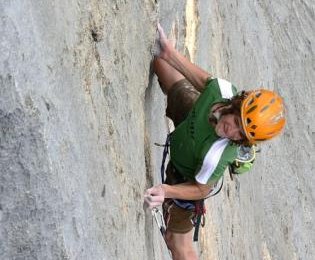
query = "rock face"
xmin=195 ymin=1 xmax=315 ymax=260
xmin=0 ymin=0 xmax=314 ymax=260
xmin=1 ymin=1 xmax=159 ymax=259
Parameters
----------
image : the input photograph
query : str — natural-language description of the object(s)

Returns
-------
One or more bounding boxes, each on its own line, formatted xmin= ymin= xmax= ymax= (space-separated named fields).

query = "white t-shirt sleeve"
xmin=195 ymin=138 xmax=230 ymax=184
xmin=217 ymin=78 xmax=234 ymax=99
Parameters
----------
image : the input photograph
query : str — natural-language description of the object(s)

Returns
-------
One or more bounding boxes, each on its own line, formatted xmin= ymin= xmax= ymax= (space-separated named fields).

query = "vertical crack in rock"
xmin=143 ymin=70 xmax=156 ymax=260
xmin=184 ymin=0 xmax=200 ymax=62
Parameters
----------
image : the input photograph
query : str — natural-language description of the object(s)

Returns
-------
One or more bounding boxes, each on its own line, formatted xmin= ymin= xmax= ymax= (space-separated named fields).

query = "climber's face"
xmin=215 ymin=114 xmax=245 ymax=141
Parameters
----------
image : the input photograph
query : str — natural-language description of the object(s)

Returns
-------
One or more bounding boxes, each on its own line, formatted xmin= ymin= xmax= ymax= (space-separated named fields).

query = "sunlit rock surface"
xmin=1 ymin=0 xmax=314 ymax=259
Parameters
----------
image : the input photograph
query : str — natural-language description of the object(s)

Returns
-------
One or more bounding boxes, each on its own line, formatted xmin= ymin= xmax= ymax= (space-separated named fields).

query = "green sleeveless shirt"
xmin=170 ymin=78 xmax=239 ymax=185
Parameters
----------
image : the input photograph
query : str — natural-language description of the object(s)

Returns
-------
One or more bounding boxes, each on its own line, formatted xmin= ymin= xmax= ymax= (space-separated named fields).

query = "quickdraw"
xmin=152 ymin=207 xmax=166 ymax=237
xmin=151 ymin=207 xmax=172 ymax=258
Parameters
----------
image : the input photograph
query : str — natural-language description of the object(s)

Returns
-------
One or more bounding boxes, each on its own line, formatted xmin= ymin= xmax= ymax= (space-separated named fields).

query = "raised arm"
xmin=156 ymin=24 xmax=211 ymax=92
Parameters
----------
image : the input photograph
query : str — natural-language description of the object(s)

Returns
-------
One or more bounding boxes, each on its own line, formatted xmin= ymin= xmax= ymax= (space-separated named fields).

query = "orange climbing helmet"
xmin=240 ymin=89 xmax=286 ymax=144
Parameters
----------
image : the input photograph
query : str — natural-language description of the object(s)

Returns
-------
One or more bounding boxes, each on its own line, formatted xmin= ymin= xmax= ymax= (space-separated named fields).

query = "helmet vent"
xmin=260 ymin=105 xmax=269 ymax=113
xmin=246 ymin=118 xmax=252 ymax=125
xmin=250 ymin=132 xmax=255 ymax=137
xmin=270 ymin=98 xmax=276 ymax=104
xmin=255 ymin=92 xmax=262 ymax=98
xmin=251 ymin=125 xmax=257 ymax=129
xmin=246 ymin=105 xmax=257 ymax=114
xmin=247 ymin=98 xmax=255 ymax=106
xmin=272 ymin=113 xmax=284 ymax=123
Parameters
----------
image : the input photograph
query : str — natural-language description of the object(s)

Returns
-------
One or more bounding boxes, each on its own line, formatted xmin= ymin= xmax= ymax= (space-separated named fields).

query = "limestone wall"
xmin=1 ymin=0 xmax=314 ymax=259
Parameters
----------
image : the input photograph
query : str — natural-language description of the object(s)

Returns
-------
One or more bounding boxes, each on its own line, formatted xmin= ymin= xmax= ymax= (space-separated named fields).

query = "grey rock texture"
xmin=1 ymin=0 xmax=314 ymax=260
xmin=1 ymin=1 xmax=159 ymax=259
xmin=195 ymin=1 xmax=315 ymax=260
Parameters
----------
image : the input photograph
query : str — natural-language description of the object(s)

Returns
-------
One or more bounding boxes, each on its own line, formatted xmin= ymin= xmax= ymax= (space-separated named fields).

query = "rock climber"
xmin=144 ymin=24 xmax=285 ymax=260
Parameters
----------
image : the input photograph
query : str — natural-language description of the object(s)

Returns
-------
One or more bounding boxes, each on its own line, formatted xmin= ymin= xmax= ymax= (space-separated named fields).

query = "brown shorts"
xmin=163 ymin=199 xmax=195 ymax=233
xmin=163 ymin=162 xmax=195 ymax=233
xmin=166 ymin=79 xmax=200 ymax=127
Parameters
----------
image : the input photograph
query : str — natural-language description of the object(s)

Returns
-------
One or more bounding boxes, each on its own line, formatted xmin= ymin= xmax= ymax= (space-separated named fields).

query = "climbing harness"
xmin=192 ymin=200 xmax=206 ymax=242
xmin=155 ymin=134 xmax=208 ymax=242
